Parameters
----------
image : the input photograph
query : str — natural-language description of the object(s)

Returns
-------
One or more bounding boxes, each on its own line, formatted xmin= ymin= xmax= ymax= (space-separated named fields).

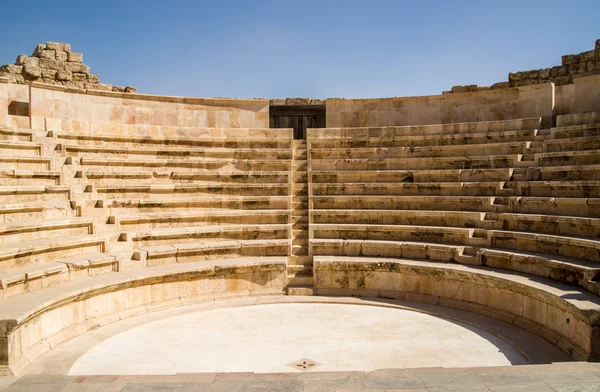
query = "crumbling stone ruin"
xmin=447 ymin=39 xmax=600 ymax=93
xmin=0 ymin=42 xmax=136 ymax=93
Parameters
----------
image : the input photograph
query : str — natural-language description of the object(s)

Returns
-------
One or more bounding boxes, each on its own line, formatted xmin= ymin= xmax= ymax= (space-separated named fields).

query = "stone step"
xmin=287 ymin=265 xmax=313 ymax=275
xmin=287 ymin=272 xmax=313 ymax=286
xmin=288 ymin=255 xmax=312 ymax=266
xmin=286 ymin=286 xmax=315 ymax=295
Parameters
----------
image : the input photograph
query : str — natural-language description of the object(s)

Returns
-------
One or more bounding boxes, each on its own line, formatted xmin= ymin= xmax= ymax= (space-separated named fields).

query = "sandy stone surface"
xmin=68 ymin=303 xmax=527 ymax=375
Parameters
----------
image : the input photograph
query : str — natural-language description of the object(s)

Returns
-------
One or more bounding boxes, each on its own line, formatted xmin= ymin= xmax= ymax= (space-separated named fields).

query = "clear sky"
xmin=0 ymin=0 xmax=598 ymax=99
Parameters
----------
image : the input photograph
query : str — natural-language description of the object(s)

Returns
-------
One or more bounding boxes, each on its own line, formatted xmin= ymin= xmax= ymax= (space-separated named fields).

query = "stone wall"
xmin=29 ymin=81 xmax=270 ymax=130
xmin=0 ymin=42 xmax=135 ymax=93
xmin=326 ymin=83 xmax=554 ymax=128
xmin=447 ymin=39 xmax=600 ymax=93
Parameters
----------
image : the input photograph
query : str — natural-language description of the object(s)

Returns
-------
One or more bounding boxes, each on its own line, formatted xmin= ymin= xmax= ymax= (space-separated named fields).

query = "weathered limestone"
xmin=3 ymin=40 xmax=600 ymax=374
xmin=0 ymin=42 xmax=135 ymax=92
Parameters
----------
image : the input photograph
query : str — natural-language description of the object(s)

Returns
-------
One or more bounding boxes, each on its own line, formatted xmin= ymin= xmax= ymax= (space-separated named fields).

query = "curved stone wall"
xmin=3 ymin=258 xmax=286 ymax=375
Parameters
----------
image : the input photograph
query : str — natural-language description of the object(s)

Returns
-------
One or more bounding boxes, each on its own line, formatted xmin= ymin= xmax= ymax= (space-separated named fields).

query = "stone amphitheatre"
xmin=0 ymin=40 xmax=600 ymax=390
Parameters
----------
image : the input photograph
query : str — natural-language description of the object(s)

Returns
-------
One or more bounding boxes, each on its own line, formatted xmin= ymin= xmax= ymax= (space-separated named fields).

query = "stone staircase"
xmin=287 ymin=140 xmax=313 ymax=295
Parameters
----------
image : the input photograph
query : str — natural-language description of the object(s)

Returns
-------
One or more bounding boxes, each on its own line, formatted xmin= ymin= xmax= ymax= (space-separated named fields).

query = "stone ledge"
xmin=0 ymin=257 xmax=287 ymax=375
xmin=313 ymin=256 xmax=600 ymax=361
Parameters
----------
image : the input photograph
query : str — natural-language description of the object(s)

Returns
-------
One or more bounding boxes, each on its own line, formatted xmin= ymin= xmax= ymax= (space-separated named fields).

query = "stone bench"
xmin=512 ymin=165 xmax=600 ymax=181
xmin=312 ymin=256 xmax=600 ymax=361
xmin=311 ymin=210 xmax=485 ymax=229
xmin=0 ymin=234 xmax=109 ymax=270
xmin=309 ymin=129 xmax=541 ymax=149
xmin=543 ymin=136 xmax=600 ymax=153
xmin=78 ymin=157 xmax=291 ymax=172
xmin=0 ymin=253 xmax=120 ymax=300
xmin=0 ymin=257 xmax=287 ymax=375
xmin=556 ymin=111 xmax=600 ymax=127
xmin=551 ymin=123 xmax=600 ymax=139
xmin=48 ymin=125 xmax=291 ymax=141
xmin=310 ymin=141 xmax=535 ymax=159
xmin=495 ymin=213 xmax=600 ymax=238
xmin=0 ymin=202 xmax=76 ymax=224
xmin=311 ymin=168 xmax=513 ymax=183
xmin=0 ymin=170 xmax=61 ymax=186
xmin=0 ymin=141 xmax=42 ymax=157
xmin=0 ymin=218 xmax=94 ymax=246
xmin=125 ymin=223 xmax=291 ymax=248
xmin=490 ymin=230 xmax=600 ymax=263
xmin=311 ymin=223 xmax=474 ymax=246
xmin=52 ymin=129 xmax=293 ymax=149
xmin=515 ymin=181 xmax=600 ymax=198
xmin=59 ymin=144 xmax=293 ymax=160
xmin=100 ymin=195 xmax=290 ymax=214
xmin=111 ymin=209 xmax=290 ymax=230
xmin=311 ymin=195 xmax=501 ymax=212
xmin=307 ymin=117 xmax=542 ymax=138
xmin=0 ymin=156 xmax=53 ymax=171
xmin=77 ymin=170 xmax=290 ymax=185
xmin=311 ymin=195 xmax=600 ymax=217
xmin=507 ymin=197 xmax=600 ymax=217
xmin=0 ymin=129 xmax=33 ymax=142
xmin=311 ymin=182 xmax=513 ymax=197
xmin=310 ymin=239 xmax=600 ymax=294
xmin=537 ymin=150 xmax=600 ymax=166
xmin=310 ymin=155 xmax=520 ymax=171
xmin=89 ymin=183 xmax=290 ymax=199
xmin=310 ymin=238 xmax=473 ymax=263
xmin=0 ymin=186 xmax=71 ymax=203
xmin=137 ymin=239 xmax=291 ymax=266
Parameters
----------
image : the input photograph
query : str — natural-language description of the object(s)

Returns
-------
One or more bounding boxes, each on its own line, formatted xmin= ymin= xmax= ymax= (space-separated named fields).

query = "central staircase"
xmin=286 ymin=140 xmax=313 ymax=295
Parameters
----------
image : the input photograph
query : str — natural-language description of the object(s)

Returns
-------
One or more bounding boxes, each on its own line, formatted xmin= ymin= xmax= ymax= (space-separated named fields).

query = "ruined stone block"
xmin=31 ymin=44 xmax=45 ymax=57
xmin=39 ymin=50 xmax=55 ymax=59
xmin=0 ymin=64 xmax=21 ymax=74
xmin=72 ymin=72 xmax=87 ymax=81
xmin=56 ymin=70 xmax=72 ymax=81
xmin=112 ymin=86 xmax=124 ymax=92
xmin=55 ymin=51 xmax=68 ymax=62
xmin=22 ymin=56 xmax=39 ymax=67
xmin=125 ymin=86 xmax=137 ymax=93
xmin=65 ymin=62 xmax=90 ymax=73
xmin=490 ymin=82 xmax=510 ymax=90
xmin=39 ymin=58 xmax=64 ymax=70
xmin=22 ymin=64 xmax=41 ymax=79
xmin=579 ymin=50 xmax=596 ymax=62
xmin=67 ymin=52 xmax=83 ymax=63
xmin=15 ymin=55 xmax=27 ymax=65
xmin=46 ymin=41 xmax=71 ymax=52
xmin=41 ymin=69 xmax=57 ymax=80
xmin=562 ymin=54 xmax=580 ymax=65
xmin=87 ymin=74 xmax=99 ymax=83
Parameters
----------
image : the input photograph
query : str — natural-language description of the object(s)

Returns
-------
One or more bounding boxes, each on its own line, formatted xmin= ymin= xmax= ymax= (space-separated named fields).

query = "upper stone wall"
xmin=446 ymin=39 xmax=600 ymax=94
xmin=0 ymin=42 xmax=136 ymax=93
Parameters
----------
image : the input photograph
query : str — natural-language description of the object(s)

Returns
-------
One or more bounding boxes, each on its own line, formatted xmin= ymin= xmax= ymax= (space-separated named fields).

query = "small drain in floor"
xmin=287 ymin=358 xmax=322 ymax=371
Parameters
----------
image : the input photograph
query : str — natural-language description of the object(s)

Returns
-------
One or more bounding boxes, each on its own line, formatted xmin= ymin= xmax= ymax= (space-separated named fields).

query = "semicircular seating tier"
xmin=307 ymin=112 xmax=600 ymax=362
xmin=1 ymin=76 xmax=600 ymax=375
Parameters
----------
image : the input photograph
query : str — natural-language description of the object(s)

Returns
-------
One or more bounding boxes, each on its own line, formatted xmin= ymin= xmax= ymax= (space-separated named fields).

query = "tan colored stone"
xmin=67 ymin=52 xmax=83 ymax=63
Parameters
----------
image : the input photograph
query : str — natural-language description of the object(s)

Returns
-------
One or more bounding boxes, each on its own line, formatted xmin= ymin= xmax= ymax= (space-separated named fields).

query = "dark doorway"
xmin=269 ymin=103 xmax=326 ymax=139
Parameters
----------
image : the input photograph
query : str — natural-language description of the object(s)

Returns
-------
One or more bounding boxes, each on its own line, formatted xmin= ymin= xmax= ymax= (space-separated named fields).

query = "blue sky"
xmin=0 ymin=0 xmax=598 ymax=99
